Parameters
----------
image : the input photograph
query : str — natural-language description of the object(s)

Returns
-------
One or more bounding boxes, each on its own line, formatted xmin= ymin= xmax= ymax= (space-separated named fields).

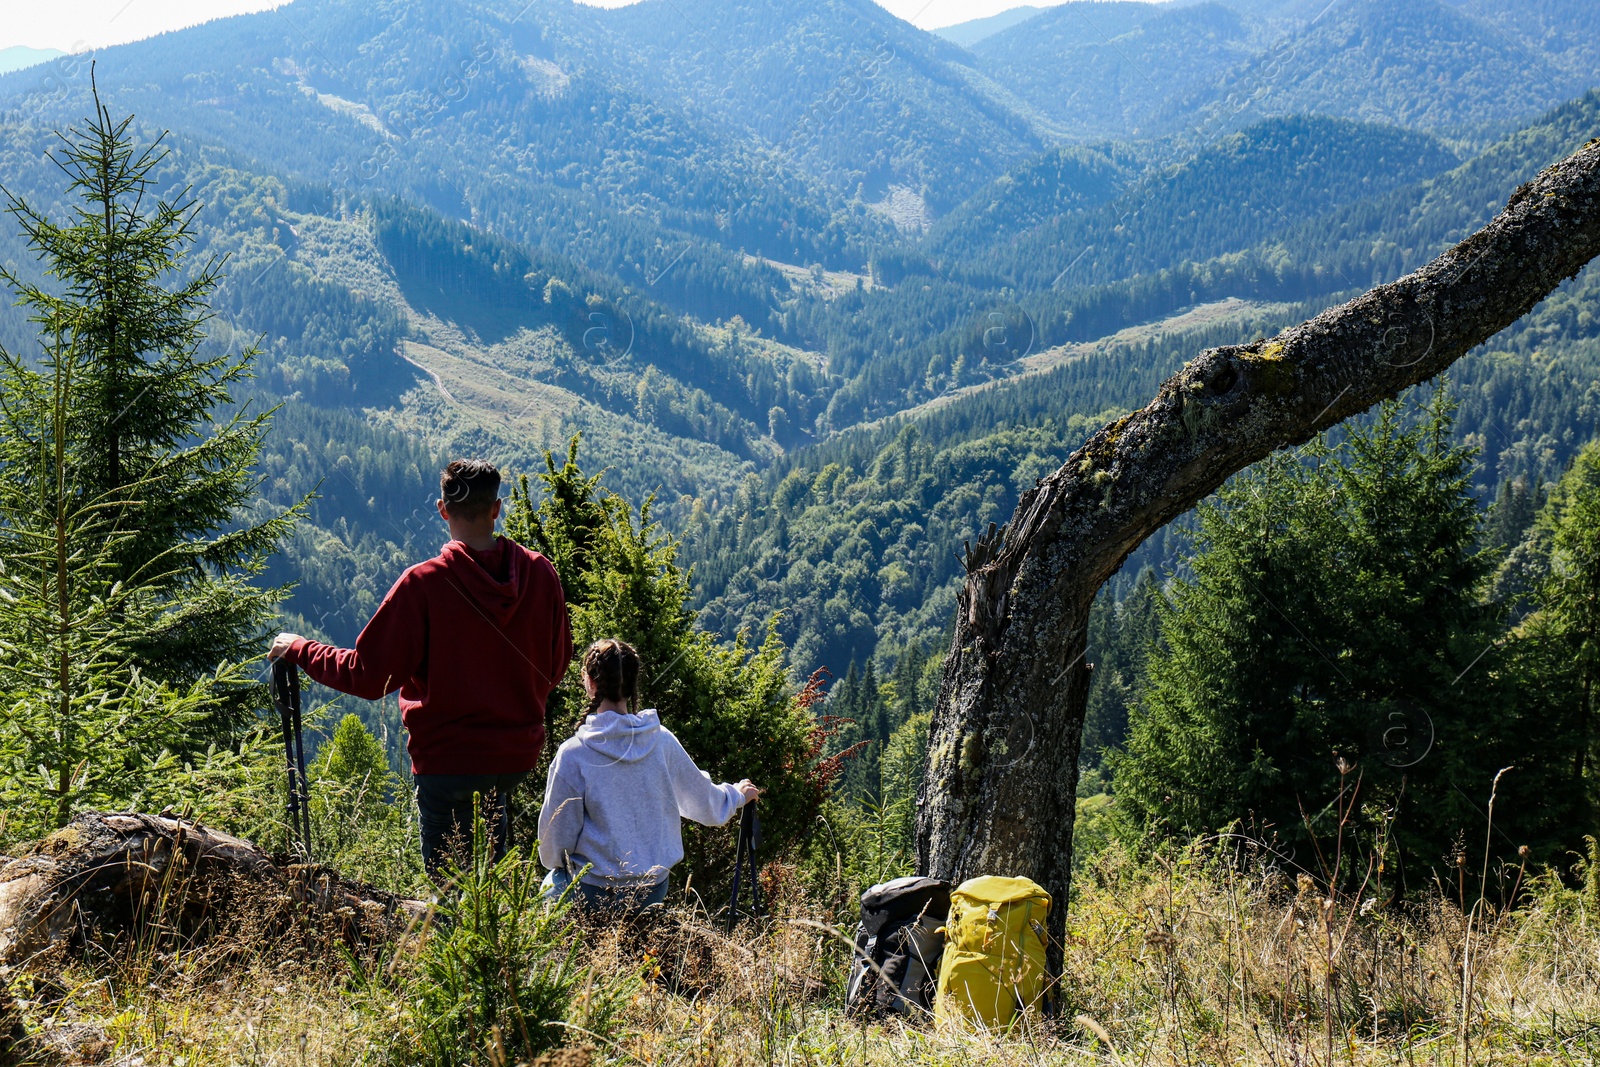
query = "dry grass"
xmin=1059 ymin=844 xmax=1600 ymax=1066
xmin=10 ymin=953 xmax=379 ymax=1065
xmin=9 ymin=845 xmax=1600 ymax=1066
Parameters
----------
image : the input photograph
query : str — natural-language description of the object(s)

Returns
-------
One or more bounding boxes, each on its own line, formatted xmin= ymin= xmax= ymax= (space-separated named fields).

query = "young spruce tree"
xmin=1111 ymin=391 xmax=1581 ymax=885
xmin=0 ymin=81 xmax=294 ymax=734
xmin=0 ymin=85 xmax=293 ymax=837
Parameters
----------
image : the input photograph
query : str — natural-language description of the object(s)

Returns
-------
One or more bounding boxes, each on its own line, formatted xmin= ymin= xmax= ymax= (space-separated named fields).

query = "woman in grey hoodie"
xmin=538 ymin=639 xmax=761 ymax=912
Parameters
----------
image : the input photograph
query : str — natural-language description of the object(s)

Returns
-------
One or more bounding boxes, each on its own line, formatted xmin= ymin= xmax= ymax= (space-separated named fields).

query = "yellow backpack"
xmin=934 ymin=875 xmax=1051 ymax=1029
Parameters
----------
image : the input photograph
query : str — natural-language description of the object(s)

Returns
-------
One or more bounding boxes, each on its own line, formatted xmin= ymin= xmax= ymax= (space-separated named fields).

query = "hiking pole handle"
xmin=271 ymin=658 xmax=313 ymax=862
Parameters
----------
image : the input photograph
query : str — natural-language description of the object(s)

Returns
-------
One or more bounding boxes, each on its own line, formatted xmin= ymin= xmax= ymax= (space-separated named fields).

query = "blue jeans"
xmin=542 ymin=867 xmax=668 ymax=915
xmin=414 ymin=772 xmax=529 ymax=880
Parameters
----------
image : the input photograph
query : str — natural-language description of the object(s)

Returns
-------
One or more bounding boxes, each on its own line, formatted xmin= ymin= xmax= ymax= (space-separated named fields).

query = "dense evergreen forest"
xmin=0 ymin=0 xmax=1597 ymax=905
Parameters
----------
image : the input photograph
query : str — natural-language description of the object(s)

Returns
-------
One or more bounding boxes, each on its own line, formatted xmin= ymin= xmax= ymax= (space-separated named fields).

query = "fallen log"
xmin=0 ymin=812 xmax=426 ymax=970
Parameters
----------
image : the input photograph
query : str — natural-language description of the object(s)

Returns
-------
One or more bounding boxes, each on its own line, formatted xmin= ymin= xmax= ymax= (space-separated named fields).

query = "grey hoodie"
xmin=537 ymin=709 xmax=746 ymax=887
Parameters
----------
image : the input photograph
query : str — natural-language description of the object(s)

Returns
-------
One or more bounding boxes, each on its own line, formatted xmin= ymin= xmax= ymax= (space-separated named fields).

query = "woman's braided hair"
xmin=581 ymin=638 xmax=641 ymax=717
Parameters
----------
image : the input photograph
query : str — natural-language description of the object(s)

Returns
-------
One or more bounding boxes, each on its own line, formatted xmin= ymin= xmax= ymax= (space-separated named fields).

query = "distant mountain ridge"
xmin=965 ymin=0 xmax=1600 ymax=142
xmin=968 ymin=1 xmax=1268 ymax=140
xmin=928 ymin=115 xmax=1463 ymax=290
xmin=933 ymin=5 xmax=1046 ymax=47
xmin=1178 ymin=0 xmax=1594 ymax=137
xmin=579 ymin=0 xmax=1046 ymax=212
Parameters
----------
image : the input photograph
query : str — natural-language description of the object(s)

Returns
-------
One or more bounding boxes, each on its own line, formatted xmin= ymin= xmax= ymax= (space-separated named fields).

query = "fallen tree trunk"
xmin=0 ymin=812 xmax=425 ymax=970
xmin=916 ymin=139 xmax=1600 ymax=963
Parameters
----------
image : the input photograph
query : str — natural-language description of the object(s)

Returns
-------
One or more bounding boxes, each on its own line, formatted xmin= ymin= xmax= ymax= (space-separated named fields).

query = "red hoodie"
xmin=285 ymin=538 xmax=572 ymax=775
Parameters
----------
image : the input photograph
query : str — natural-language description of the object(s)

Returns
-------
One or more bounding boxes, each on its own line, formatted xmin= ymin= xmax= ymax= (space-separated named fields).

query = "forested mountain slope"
xmin=930 ymin=115 xmax=1462 ymax=288
xmin=0 ymin=0 xmax=890 ymax=330
xmin=581 ymin=0 xmax=1046 ymax=214
xmin=966 ymin=1 xmax=1269 ymax=140
xmin=1179 ymin=0 xmax=1593 ymax=137
xmin=686 ymin=93 xmax=1600 ymax=675
xmin=818 ymin=93 xmax=1600 ymax=428
xmin=802 ymin=114 xmax=1464 ymax=426
xmin=0 ymin=0 xmax=1595 ymax=700
xmin=1453 ymin=0 xmax=1600 ymax=87
xmin=968 ymin=0 xmax=1598 ymax=143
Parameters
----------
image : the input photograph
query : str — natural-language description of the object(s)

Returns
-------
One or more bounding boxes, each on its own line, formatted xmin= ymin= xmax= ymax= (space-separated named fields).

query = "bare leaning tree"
xmin=916 ymin=139 xmax=1600 ymax=954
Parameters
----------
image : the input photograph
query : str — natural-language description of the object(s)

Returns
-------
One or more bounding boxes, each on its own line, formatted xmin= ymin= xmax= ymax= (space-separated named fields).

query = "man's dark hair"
xmin=440 ymin=459 xmax=501 ymax=520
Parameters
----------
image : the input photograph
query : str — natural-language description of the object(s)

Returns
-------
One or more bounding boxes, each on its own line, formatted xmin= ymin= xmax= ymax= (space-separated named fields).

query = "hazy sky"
xmin=2 ymin=0 xmax=1163 ymax=53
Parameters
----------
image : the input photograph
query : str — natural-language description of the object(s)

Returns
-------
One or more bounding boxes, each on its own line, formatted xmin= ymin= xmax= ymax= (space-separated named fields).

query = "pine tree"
xmin=1509 ymin=441 xmax=1600 ymax=807
xmin=1111 ymin=391 xmax=1578 ymax=882
xmin=833 ymin=661 xmax=863 ymax=726
xmin=308 ymin=713 xmax=412 ymax=885
xmin=828 ymin=662 xmax=866 ymax=800
xmin=885 ymin=643 xmax=926 ymax=734
xmin=879 ymin=710 xmax=931 ymax=859
xmin=0 ymin=79 xmax=294 ymax=724
xmin=1542 ymin=444 xmax=1600 ymax=786
xmin=0 ymin=88 xmax=295 ymax=837
xmin=1484 ymin=477 xmax=1541 ymax=555
xmin=858 ymin=661 xmax=887 ymax=798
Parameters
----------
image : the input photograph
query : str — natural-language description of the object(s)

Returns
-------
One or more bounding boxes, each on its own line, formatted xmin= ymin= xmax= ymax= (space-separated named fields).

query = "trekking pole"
xmin=271 ymin=658 xmax=313 ymax=862
xmin=726 ymin=800 xmax=761 ymax=933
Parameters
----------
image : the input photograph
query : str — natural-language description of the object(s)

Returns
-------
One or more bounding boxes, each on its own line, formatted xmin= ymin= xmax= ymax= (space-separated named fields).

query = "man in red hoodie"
xmin=268 ymin=459 xmax=572 ymax=878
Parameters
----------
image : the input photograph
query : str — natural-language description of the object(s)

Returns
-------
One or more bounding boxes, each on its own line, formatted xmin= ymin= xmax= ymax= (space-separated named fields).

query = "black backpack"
xmin=846 ymin=876 xmax=951 ymax=1019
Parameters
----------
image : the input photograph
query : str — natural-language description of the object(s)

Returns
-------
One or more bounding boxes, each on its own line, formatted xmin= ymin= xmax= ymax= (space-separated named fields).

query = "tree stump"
xmin=0 ymin=812 xmax=426 ymax=971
